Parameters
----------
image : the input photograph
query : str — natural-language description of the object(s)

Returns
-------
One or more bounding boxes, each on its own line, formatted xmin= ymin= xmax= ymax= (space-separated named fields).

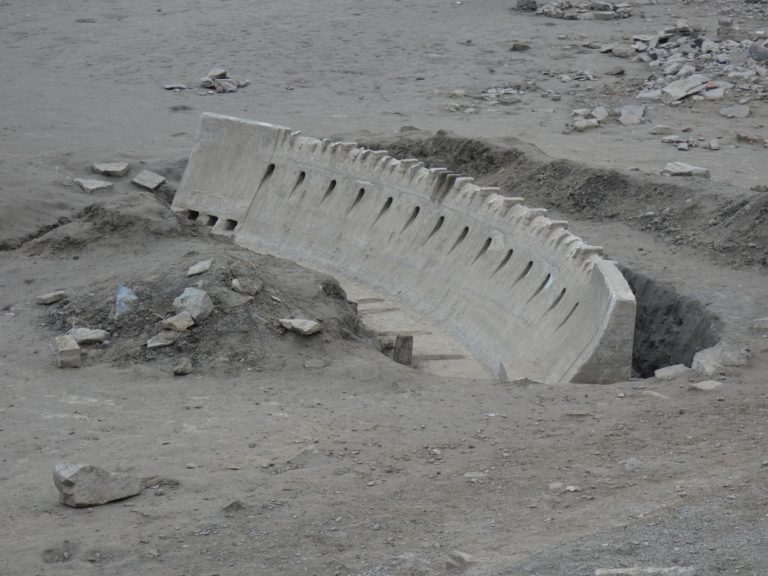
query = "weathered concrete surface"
xmin=172 ymin=114 xmax=636 ymax=383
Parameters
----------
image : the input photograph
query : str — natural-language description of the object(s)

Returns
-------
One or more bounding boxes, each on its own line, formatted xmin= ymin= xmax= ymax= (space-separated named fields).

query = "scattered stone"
xmin=549 ymin=481 xmax=565 ymax=492
xmin=231 ymin=277 xmax=263 ymax=296
xmin=572 ymin=118 xmax=600 ymax=132
xmin=709 ymin=139 xmax=721 ymax=151
xmin=37 ymin=290 xmax=67 ymax=305
xmin=636 ymin=89 xmax=662 ymax=100
xmin=619 ymin=104 xmax=645 ymax=125
xmin=222 ymin=499 xmax=246 ymax=513
xmin=55 ymin=335 xmax=81 ymax=368
xmin=510 ymin=41 xmax=530 ymax=51
xmin=173 ymin=357 xmax=193 ymax=376
xmin=689 ymin=380 xmax=723 ymax=392
xmin=517 ymin=0 xmax=537 ymax=10
xmin=662 ymin=162 xmax=710 ymax=178
xmin=393 ymin=335 xmax=414 ymax=366
xmin=131 ymin=170 xmax=166 ymax=192
xmin=68 ymin=327 xmax=109 ymax=345
xmin=595 ymin=568 xmax=696 ymax=576
xmin=611 ymin=45 xmax=635 ymax=59
xmin=654 ymin=364 xmax=691 ymax=381
xmin=161 ymin=311 xmax=195 ymax=332
xmin=207 ymin=67 xmax=228 ymax=79
xmin=719 ymin=104 xmax=750 ymax=119
xmin=187 ymin=258 xmax=213 ymax=276
xmin=650 ymin=125 xmax=674 ymax=135
xmin=566 ymin=485 xmax=580 ymax=492
xmin=662 ymin=74 xmax=709 ymax=102
xmin=750 ymin=184 xmax=768 ymax=193
xmin=163 ymin=83 xmax=187 ymax=90
xmin=752 ymin=317 xmax=768 ymax=331
xmin=592 ymin=106 xmax=610 ymax=122
xmin=692 ymin=344 xmax=748 ymax=377
xmin=173 ymin=287 xmax=214 ymax=321
xmin=605 ymin=65 xmax=625 ymax=76
xmin=677 ymin=142 xmax=689 ymax=151
xmin=74 ymin=178 xmax=113 ymax=193
xmin=92 ymin=162 xmax=130 ymax=177
xmin=115 ymin=285 xmax=138 ymax=317
xmin=146 ymin=331 xmax=180 ymax=349
xmin=279 ymin=318 xmax=322 ymax=336
xmin=748 ymin=42 xmax=768 ymax=62
xmin=622 ymin=457 xmax=645 ymax=472
xmin=53 ymin=463 xmax=142 ymax=507
xmin=446 ymin=550 xmax=476 ymax=570
xmin=208 ymin=287 xmax=252 ymax=312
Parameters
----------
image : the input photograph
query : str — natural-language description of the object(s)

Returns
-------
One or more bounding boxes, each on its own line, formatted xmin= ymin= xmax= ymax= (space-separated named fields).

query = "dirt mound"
xmin=370 ymin=131 xmax=768 ymax=268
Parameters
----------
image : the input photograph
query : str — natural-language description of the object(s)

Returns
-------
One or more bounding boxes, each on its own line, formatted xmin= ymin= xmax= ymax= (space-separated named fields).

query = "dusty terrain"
xmin=1 ymin=0 xmax=768 ymax=575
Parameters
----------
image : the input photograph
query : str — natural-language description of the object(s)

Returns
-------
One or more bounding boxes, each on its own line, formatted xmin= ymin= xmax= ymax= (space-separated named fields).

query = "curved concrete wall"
xmin=173 ymin=113 xmax=636 ymax=383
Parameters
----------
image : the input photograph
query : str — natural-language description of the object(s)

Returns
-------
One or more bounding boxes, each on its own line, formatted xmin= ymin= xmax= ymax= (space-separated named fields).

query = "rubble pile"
xmin=532 ymin=0 xmax=633 ymax=20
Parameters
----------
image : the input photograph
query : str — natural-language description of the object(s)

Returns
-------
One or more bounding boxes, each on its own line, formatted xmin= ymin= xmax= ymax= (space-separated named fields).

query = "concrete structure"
xmin=173 ymin=114 xmax=636 ymax=383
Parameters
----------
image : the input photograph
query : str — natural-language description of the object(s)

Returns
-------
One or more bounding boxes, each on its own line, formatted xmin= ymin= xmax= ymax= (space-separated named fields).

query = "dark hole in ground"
xmin=620 ymin=266 xmax=721 ymax=378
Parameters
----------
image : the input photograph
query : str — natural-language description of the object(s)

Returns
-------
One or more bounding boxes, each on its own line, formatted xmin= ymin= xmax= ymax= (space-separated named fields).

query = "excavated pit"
xmin=620 ymin=266 xmax=721 ymax=378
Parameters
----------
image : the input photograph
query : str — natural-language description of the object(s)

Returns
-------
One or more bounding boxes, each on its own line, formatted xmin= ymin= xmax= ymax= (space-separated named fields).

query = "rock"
xmin=590 ymin=0 xmax=613 ymax=9
xmin=689 ymin=380 xmax=723 ymax=392
xmin=214 ymin=79 xmax=239 ymax=93
xmin=611 ymin=45 xmax=634 ymax=58
xmin=146 ymin=331 xmax=179 ymax=349
xmin=37 ymin=290 xmax=67 ymax=305
xmin=222 ymin=499 xmax=246 ymax=513
xmin=650 ymin=125 xmax=674 ymax=135
xmin=748 ymin=42 xmax=768 ymax=62
xmin=753 ymin=317 xmax=768 ymax=331
xmin=92 ymin=162 xmax=130 ymax=177
xmin=595 ymin=568 xmax=696 ymax=576
xmin=572 ymin=118 xmax=600 ymax=131
xmin=605 ymin=65 xmax=625 ymax=76
xmin=662 ymin=74 xmax=710 ymax=101
xmin=719 ymin=104 xmax=750 ymax=119
xmin=207 ymin=66 xmax=228 ymax=79
xmin=68 ymin=327 xmax=109 ymax=345
xmin=509 ymin=42 xmax=530 ymax=51
xmin=709 ymin=139 xmax=721 ymax=150
xmin=566 ymin=485 xmax=580 ymax=492
xmin=187 ymin=258 xmax=213 ymax=276
xmin=517 ymin=0 xmax=537 ymax=10
xmin=74 ymin=178 xmax=113 ymax=193
xmin=622 ymin=457 xmax=645 ymax=472
xmin=173 ymin=357 xmax=193 ymax=376
xmin=661 ymin=135 xmax=685 ymax=144
xmin=549 ymin=481 xmax=565 ymax=492
xmin=173 ymin=287 xmax=214 ymax=321
xmin=662 ymin=162 xmax=710 ymax=178
xmin=161 ymin=311 xmax=195 ymax=332
xmin=636 ymin=89 xmax=662 ymax=100
xmin=677 ymin=142 xmax=689 ymax=151
xmin=131 ymin=170 xmax=166 ymax=192
xmin=53 ymin=463 xmax=142 ymax=507
xmin=593 ymin=11 xmax=616 ymax=20
xmin=592 ymin=106 xmax=610 ymax=122
xmin=446 ymin=550 xmax=476 ymax=570
xmin=115 ymin=285 xmax=138 ymax=317
xmin=231 ymin=277 xmax=263 ymax=296
xmin=692 ymin=344 xmax=748 ymax=377
xmin=208 ymin=287 xmax=252 ymax=312
xmin=163 ymin=83 xmax=187 ymax=90
xmin=393 ymin=335 xmax=414 ymax=366
xmin=55 ymin=335 xmax=81 ymax=368
xmin=750 ymin=184 xmax=768 ymax=193
xmin=280 ymin=318 xmax=322 ymax=336
xmin=619 ymin=104 xmax=645 ymax=125
xmin=655 ymin=364 xmax=691 ymax=381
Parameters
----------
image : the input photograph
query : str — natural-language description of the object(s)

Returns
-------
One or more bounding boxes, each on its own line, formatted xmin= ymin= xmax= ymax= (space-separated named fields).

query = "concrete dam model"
xmin=172 ymin=114 xmax=636 ymax=383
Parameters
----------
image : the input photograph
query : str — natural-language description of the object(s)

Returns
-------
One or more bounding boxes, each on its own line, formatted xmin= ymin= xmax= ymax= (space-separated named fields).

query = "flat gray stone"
xmin=231 ymin=277 xmax=263 ymax=296
xmin=207 ymin=66 xmax=228 ymax=79
xmin=650 ymin=125 xmax=674 ymax=135
xmin=719 ymin=104 xmax=750 ymax=119
xmin=689 ymin=380 xmax=723 ymax=392
xmin=146 ymin=330 xmax=179 ymax=349
xmin=208 ymin=287 xmax=252 ymax=312
xmin=173 ymin=357 xmax=193 ymax=376
xmin=163 ymin=83 xmax=187 ymax=90
xmin=74 ymin=178 xmax=113 ymax=193
xmin=68 ymin=327 xmax=109 ymax=345
xmin=187 ymin=258 xmax=213 ymax=276
xmin=55 ymin=335 xmax=81 ymax=368
xmin=173 ymin=287 xmax=214 ymax=321
xmin=160 ymin=311 xmax=195 ymax=332
xmin=636 ymin=89 xmax=662 ymax=101
xmin=92 ymin=162 xmax=130 ymax=177
xmin=280 ymin=318 xmax=321 ymax=336
xmin=393 ymin=335 xmax=414 ymax=366
xmin=54 ymin=463 xmax=142 ymax=507
xmin=663 ymin=162 xmax=710 ymax=178
xmin=654 ymin=364 xmax=691 ymax=381
xmin=662 ymin=74 xmax=709 ymax=101
xmin=619 ymin=104 xmax=645 ymax=125
xmin=131 ymin=170 xmax=166 ymax=192
xmin=37 ymin=290 xmax=67 ymax=305
xmin=753 ymin=317 xmax=768 ymax=331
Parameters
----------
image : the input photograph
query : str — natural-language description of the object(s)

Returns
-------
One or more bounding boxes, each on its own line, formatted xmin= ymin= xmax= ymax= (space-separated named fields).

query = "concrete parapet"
xmin=173 ymin=114 xmax=636 ymax=383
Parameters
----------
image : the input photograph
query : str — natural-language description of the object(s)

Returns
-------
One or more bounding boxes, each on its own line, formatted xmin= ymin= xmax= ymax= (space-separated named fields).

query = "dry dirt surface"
xmin=1 ymin=1 xmax=768 ymax=575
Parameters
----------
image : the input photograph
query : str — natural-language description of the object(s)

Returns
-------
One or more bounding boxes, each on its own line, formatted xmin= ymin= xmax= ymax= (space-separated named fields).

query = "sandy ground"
xmin=1 ymin=0 xmax=768 ymax=575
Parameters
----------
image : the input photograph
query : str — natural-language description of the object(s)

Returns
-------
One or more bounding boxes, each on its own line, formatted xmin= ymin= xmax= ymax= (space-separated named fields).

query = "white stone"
xmin=187 ymin=258 xmax=213 ymax=276
xmin=692 ymin=344 xmax=748 ymax=377
xmin=92 ymin=162 xmax=130 ymax=177
xmin=173 ymin=287 xmax=214 ymax=321
xmin=53 ymin=463 xmax=142 ymax=507
xmin=591 ymin=106 xmax=610 ymax=122
xmin=55 ymin=335 xmax=81 ymax=368
xmin=654 ymin=364 xmax=691 ymax=381
xmin=280 ymin=318 xmax=322 ymax=336
xmin=74 ymin=178 xmax=113 ymax=193
xmin=132 ymin=170 xmax=166 ymax=191
xmin=146 ymin=330 xmax=179 ymax=349
xmin=619 ymin=104 xmax=645 ymax=125
xmin=68 ymin=327 xmax=109 ymax=344
xmin=37 ymin=290 xmax=67 ymax=305
xmin=663 ymin=162 xmax=710 ymax=178
xmin=689 ymin=380 xmax=723 ymax=392
xmin=709 ymin=139 xmax=721 ymax=151
xmin=160 ymin=311 xmax=195 ymax=332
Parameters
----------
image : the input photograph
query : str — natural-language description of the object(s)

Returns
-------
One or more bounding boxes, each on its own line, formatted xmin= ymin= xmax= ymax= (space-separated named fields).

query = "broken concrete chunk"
xmin=279 ymin=318 xmax=322 ymax=336
xmin=619 ymin=104 xmax=645 ymax=126
xmin=55 ymin=335 xmax=81 ymax=368
xmin=37 ymin=290 xmax=67 ymax=305
xmin=393 ymin=335 xmax=414 ymax=366
xmin=163 ymin=83 xmax=187 ymax=90
xmin=207 ymin=67 xmax=228 ymax=79
xmin=53 ymin=463 xmax=142 ymax=507
xmin=689 ymin=380 xmax=723 ymax=392
xmin=92 ymin=162 xmax=130 ymax=177
xmin=74 ymin=178 xmax=113 ymax=193
xmin=160 ymin=311 xmax=195 ymax=332
xmin=68 ymin=327 xmax=109 ymax=345
xmin=146 ymin=330 xmax=180 ymax=349
xmin=187 ymin=258 xmax=213 ymax=276
xmin=662 ymin=74 xmax=709 ymax=101
xmin=131 ymin=170 xmax=166 ymax=192
xmin=654 ymin=364 xmax=691 ymax=381
xmin=709 ymin=139 xmax=721 ymax=151
xmin=719 ymin=104 xmax=750 ymax=119
xmin=173 ymin=357 xmax=193 ymax=376
xmin=173 ymin=287 xmax=214 ymax=321
xmin=115 ymin=285 xmax=138 ymax=317
xmin=662 ymin=162 xmax=710 ymax=178
xmin=516 ymin=0 xmax=537 ymax=10
xmin=231 ymin=277 xmax=263 ymax=296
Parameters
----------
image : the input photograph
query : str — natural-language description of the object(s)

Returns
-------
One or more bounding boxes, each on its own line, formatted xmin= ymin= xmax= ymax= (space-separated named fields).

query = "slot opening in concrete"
xmin=450 ymin=226 xmax=469 ymax=253
xmin=206 ymin=215 xmax=218 ymax=227
xmin=224 ymin=219 xmax=238 ymax=231
xmin=187 ymin=210 xmax=199 ymax=221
